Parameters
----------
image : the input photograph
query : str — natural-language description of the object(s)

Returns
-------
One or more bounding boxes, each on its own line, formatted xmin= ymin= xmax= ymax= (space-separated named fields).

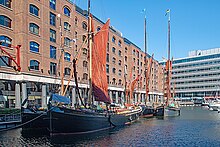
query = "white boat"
xmin=209 ymin=101 xmax=220 ymax=111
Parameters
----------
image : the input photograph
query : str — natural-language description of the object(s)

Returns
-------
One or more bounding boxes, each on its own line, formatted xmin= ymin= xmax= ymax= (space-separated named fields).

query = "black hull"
xmin=141 ymin=106 xmax=154 ymax=118
xmin=21 ymin=111 xmax=49 ymax=130
xmin=50 ymin=110 xmax=112 ymax=135
xmin=50 ymin=107 xmax=142 ymax=135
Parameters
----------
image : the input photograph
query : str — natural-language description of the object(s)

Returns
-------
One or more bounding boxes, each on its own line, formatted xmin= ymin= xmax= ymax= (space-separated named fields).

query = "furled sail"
xmin=92 ymin=18 xmax=111 ymax=103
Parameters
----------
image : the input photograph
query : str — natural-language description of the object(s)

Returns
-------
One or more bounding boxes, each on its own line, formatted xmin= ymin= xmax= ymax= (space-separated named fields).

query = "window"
xmin=82 ymin=35 xmax=86 ymax=42
xmin=0 ymin=56 xmax=11 ymax=67
xmin=0 ymin=36 xmax=12 ymax=47
xmin=112 ymin=57 xmax=116 ymax=64
xmin=97 ymin=27 xmax=101 ymax=32
xmin=133 ymin=49 xmax=135 ymax=55
xmin=83 ymin=61 xmax=88 ymax=68
xmin=107 ymin=43 xmax=109 ymax=52
xmin=30 ymin=41 xmax=39 ymax=52
xmin=83 ymin=48 xmax=87 ymax=55
xmin=118 ymin=60 xmax=122 ymax=66
xmin=125 ymin=56 xmax=127 ymax=62
xmin=75 ymin=17 xmax=78 ymax=26
xmin=50 ymin=45 xmax=56 ymax=59
xmin=64 ymin=22 xmax=71 ymax=31
xmin=30 ymin=4 xmax=39 ymax=16
xmin=75 ymin=31 xmax=77 ymax=38
xmin=64 ymin=37 xmax=70 ymax=46
xmin=83 ymin=73 xmax=88 ymax=80
xmin=64 ymin=52 xmax=71 ymax=61
xmin=118 ymin=50 xmax=121 ymax=56
xmin=82 ymin=22 xmax=87 ymax=30
xmin=50 ymin=62 xmax=57 ymax=75
xmin=0 ymin=15 xmax=11 ymax=28
xmin=112 ymin=36 xmax=116 ymax=43
xmin=0 ymin=0 xmax=11 ymax=8
xmin=30 ymin=60 xmax=39 ymax=70
xmin=125 ymin=47 xmax=127 ymax=53
xmin=119 ymin=79 xmax=122 ymax=85
xmin=118 ymin=70 xmax=122 ymax=76
xmin=64 ymin=67 xmax=71 ymax=76
xmin=118 ymin=40 xmax=121 ymax=47
xmin=50 ymin=0 xmax=56 ymax=10
xmin=106 ymin=53 xmax=109 ymax=62
xmin=112 ymin=68 xmax=116 ymax=74
xmin=112 ymin=78 xmax=116 ymax=84
xmin=50 ymin=29 xmax=56 ymax=42
xmin=112 ymin=47 xmax=116 ymax=53
xmin=50 ymin=12 xmax=56 ymax=26
xmin=106 ymin=64 xmax=109 ymax=73
xmin=64 ymin=7 xmax=70 ymax=17
xmin=29 ymin=23 xmax=39 ymax=35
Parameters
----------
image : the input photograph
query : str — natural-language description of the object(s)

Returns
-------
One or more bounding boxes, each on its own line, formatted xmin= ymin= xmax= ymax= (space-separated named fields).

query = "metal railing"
xmin=0 ymin=114 xmax=21 ymax=122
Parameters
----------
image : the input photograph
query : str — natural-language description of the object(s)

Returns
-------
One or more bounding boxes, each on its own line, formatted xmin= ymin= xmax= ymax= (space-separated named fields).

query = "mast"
xmin=144 ymin=11 xmax=148 ymax=105
xmin=88 ymin=0 xmax=93 ymax=104
xmin=166 ymin=9 xmax=171 ymax=106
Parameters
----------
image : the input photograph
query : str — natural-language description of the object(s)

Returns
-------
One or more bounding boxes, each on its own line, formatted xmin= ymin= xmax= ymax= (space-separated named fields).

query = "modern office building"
xmin=0 ymin=0 xmax=164 ymax=108
xmin=170 ymin=48 xmax=220 ymax=99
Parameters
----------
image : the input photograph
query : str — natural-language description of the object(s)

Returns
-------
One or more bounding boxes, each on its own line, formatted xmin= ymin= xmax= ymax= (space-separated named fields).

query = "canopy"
xmin=50 ymin=94 xmax=71 ymax=105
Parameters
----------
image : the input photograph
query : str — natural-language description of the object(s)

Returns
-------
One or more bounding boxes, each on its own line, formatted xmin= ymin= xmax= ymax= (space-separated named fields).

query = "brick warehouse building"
xmin=0 ymin=0 xmax=164 ymax=108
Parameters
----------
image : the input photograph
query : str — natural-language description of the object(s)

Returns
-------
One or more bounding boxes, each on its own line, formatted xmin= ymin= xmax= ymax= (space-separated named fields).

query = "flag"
xmin=165 ymin=9 xmax=170 ymax=16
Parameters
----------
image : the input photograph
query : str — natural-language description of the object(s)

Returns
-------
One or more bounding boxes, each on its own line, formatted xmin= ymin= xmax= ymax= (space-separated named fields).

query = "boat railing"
xmin=0 ymin=114 xmax=21 ymax=122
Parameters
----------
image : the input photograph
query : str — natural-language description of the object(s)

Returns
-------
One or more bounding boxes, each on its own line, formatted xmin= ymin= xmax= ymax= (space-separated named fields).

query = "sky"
xmin=74 ymin=0 xmax=220 ymax=60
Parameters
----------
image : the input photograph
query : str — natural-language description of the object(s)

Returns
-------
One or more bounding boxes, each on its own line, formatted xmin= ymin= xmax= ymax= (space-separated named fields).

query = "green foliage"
xmin=0 ymin=108 xmax=21 ymax=115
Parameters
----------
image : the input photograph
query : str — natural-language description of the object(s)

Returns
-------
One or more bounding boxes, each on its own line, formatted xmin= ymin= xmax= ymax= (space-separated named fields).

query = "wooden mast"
xmin=144 ymin=11 xmax=148 ymax=105
xmin=88 ymin=0 xmax=93 ymax=104
xmin=165 ymin=9 xmax=171 ymax=106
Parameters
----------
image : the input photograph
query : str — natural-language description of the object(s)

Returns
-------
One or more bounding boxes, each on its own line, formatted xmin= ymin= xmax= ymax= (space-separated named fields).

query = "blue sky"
xmin=74 ymin=0 xmax=220 ymax=60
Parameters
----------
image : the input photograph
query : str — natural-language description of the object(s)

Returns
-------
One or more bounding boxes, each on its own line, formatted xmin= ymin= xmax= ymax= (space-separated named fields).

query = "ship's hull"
xmin=50 ymin=109 xmax=112 ymax=135
xmin=154 ymin=106 xmax=180 ymax=117
xmin=141 ymin=106 xmax=154 ymax=118
xmin=50 ymin=107 xmax=142 ymax=135
xmin=21 ymin=110 xmax=49 ymax=130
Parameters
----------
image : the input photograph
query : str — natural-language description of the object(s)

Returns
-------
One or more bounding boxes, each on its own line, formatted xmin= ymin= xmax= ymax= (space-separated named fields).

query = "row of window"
xmin=172 ymin=66 xmax=220 ymax=75
xmin=174 ymin=78 xmax=220 ymax=85
xmin=172 ymin=72 xmax=220 ymax=80
xmin=173 ymin=60 xmax=220 ymax=69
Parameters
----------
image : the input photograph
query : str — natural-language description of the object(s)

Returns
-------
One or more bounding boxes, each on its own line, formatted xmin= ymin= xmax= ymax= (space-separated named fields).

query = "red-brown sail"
xmin=92 ymin=19 xmax=111 ymax=103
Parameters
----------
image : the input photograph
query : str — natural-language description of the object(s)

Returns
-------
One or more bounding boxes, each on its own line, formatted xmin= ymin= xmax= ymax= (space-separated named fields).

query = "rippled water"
xmin=1 ymin=106 xmax=220 ymax=146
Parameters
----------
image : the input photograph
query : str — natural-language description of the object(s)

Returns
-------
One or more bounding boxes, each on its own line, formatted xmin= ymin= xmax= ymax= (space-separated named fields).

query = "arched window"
xmin=49 ymin=0 xmax=56 ymax=10
xmin=83 ymin=48 xmax=87 ymax=55
xmin=125 ymin=47 xmax=127 ymax=53
xmin=118 ymin=70 xmax=122 ymax=76
xmin=29 ymin=23 xmax=39 ymax=35
xmin=75 ymin=17 xmax=78 ymax=26
xmin=0 ymin=36 xmax=12 ymax=47
xmin=64 ymin=6 xmax=70 ymax=17
xmin=125 ymin=56 xmax=127 ymax=62
xmin=30 ymin=41 xmax=39 ymax=52
xmin=64 ymin=52 xmax=71 ymax=61
xmin=118 ymin=60 xmax=122 ymax=66
xmin=82 ymin=35 xmax=86 ymax=41
xmin=133 ymin=49 xmax=135 ymax=55
xmin=112 ymin=36 xmax=116 ymax=43
xmin=83 ymin=61 xmax=88 ymax=68
xmin=83 ymin=73 xmax=88 ymax=80
xmin=118 ymin=79 xmax=122 ymax=85
xmin=112 ymin=78 xmax=116 ymax=84
xmin=30 ymin=60 xmax=39 ymax=70
xmin=0 ymin=56 xmax=11 ymax=67
xmin=118 ymin=40 xmax=121 ymax=47
xmin=112 ymin=68 xmax=116 ymax=74
xmin=112 ymin=57 xmax=116 ymax=64
xmin=64 ymin=37 xmax=70 ymax=46
xmin=64 ymin=22 xmax=71 ymax=31
xmin=82 ymin=21 xmax=87 ymax=30
xmin=30 ymin=4 xmax=39 ymax=16
xmin=0 ymin=0 xmax=12 ymax=8
xmin=106 ymin=53 xmax=109 ymax=62
xmin=118 ymin=50 xmax=121 ymax=56
xmin=0 ymin=15 xmax=11 ymax=28
xmin=112 ymin=47 xmax=116 ymax=53
xmin=97 ymin=26 xmax=101 ymax=32
xmin=64 ymin=67 xmax=71 ymax=75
